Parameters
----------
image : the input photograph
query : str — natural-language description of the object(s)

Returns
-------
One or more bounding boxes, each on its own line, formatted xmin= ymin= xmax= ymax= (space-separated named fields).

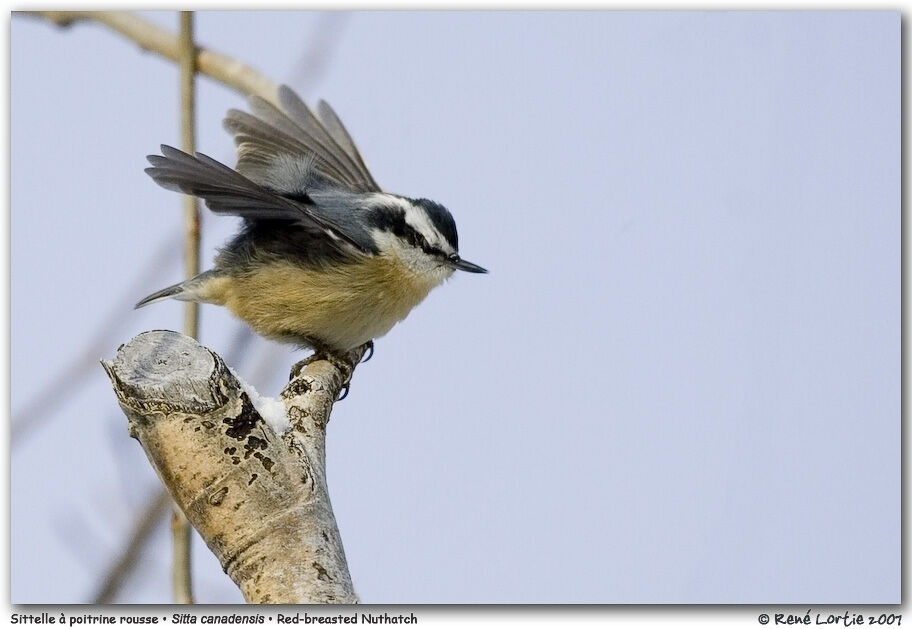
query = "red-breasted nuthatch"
xmin=137 ymin=85 xmax=486 ymax=355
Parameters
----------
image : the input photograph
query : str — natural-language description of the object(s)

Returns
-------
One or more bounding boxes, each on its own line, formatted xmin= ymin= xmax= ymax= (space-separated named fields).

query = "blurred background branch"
xmin=11 ymin=233 xmax=181 ymax=446
xmin=93 ymin=489 xmax=172 ymax=604
xmin=22 ymin=10 xmax=278 ymax=103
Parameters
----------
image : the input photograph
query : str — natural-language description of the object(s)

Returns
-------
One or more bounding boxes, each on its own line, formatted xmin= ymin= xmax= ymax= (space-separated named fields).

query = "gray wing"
xmin=145 ymin=145 xmax=373 ymax=254
xmin=223 ymin=85 xmax=381 ymax=194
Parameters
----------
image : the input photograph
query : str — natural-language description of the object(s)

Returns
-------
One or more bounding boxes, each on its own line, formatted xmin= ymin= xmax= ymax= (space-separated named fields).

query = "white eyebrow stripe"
xmin=403 ymin=202 xmax=455 ymax=254
xmin=403 ymin=205 xmax=435 ymax=241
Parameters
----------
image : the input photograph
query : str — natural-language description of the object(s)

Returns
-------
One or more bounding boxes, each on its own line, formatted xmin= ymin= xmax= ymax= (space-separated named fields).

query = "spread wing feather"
xmin=223 ymin=85 xmax=381 ymax=193
xmin=315 ymin=99 xmax=379 ymax=191
xmin=224 ymin=110 xmax=353 ymax=189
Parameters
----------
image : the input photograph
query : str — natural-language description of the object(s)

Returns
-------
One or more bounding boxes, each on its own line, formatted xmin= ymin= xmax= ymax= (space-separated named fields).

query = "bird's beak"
xmin=451 ymin=257 xmax=488 ymax=274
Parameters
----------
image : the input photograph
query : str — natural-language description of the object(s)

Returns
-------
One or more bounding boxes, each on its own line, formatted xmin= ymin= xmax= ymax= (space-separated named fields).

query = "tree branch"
xmin=102 ymin=331 xmax=364 ymax=604
xmin=20 ymin=11 xmax=278 ymax=103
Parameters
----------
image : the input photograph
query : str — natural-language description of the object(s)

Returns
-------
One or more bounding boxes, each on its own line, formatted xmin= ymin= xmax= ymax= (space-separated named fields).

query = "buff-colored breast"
xmin=198 ymin=254 xmax=450 ymax=350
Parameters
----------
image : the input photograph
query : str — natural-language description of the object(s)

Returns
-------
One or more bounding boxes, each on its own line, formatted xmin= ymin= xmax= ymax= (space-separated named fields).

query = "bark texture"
xmin=102 ymin=330 xmax=364 ymax=603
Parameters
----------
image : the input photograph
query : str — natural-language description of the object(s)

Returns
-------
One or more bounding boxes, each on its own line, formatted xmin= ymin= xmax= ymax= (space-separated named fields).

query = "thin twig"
xmin=172 ymin=10 xmax=197 ymax=605
xmin=181 ymin=10 xmax=201 ymax=342
xmin=93 ymin=489 xmax=172 ymax=604
xmin=20 ymin=11 xmax=277 ymax=103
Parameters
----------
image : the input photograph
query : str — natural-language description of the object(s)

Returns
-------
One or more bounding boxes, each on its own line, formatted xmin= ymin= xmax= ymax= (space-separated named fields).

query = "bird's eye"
xmin=447 ymin=253 xmax=459 ymax=262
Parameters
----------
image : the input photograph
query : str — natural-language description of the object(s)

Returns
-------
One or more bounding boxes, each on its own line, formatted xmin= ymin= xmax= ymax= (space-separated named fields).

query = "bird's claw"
xmin=336 ymin=382 xmax=351 ymax=401
xmin=289 ymin=357 xmax=310 ymax=381
xmin=289 ymin=352 xmax=326 ymax=380
xmin=360 ymin=340 xmax=374 ymax=363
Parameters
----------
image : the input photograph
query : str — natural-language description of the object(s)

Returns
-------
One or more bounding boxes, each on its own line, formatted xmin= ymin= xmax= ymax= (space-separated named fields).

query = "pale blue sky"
xmin=11 ymin=11 xmax=899 ymax=603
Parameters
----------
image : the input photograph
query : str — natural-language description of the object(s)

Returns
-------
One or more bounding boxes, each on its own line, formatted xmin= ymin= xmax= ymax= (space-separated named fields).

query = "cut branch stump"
xmin=102 ymin=330 xmax=365 ymax=604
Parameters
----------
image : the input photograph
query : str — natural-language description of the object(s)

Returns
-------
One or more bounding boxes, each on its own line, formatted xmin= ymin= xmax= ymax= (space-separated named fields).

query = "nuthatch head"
xmin=137 ymin=85 xmax=486 ymax=354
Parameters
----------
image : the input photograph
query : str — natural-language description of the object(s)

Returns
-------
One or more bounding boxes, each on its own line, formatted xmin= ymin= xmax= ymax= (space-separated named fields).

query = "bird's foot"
xmin=289 ymin=349 xmax=348 ymax=379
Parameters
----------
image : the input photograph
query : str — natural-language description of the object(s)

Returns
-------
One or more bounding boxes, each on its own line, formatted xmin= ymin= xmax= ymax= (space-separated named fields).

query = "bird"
xmin=137 ymin=85 xmax=486 ymax=360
